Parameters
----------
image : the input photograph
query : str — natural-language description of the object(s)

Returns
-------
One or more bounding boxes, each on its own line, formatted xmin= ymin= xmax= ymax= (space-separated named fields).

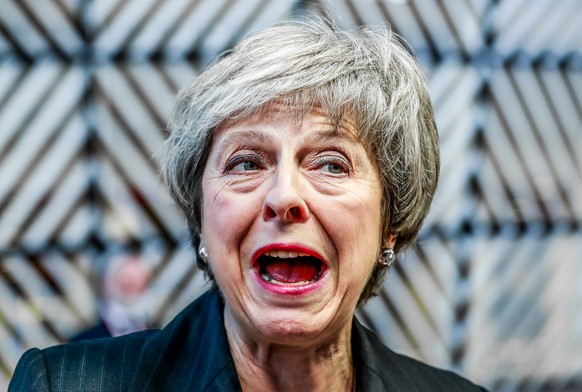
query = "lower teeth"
xmin=260 ymin=273 xmax=311 ymax=285
xmin=261 ymin=273 xmax=271 ymax=282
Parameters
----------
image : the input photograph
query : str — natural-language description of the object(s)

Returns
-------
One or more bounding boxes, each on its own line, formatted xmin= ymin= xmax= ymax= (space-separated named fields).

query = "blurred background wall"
xmin=1 ymin=0 xmax=581 ymax=390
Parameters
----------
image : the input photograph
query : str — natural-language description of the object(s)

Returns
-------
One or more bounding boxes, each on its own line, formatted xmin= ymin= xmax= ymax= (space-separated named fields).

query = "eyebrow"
xmin=210 ymin=129 xmax=272 ymax=163
xmin=215 ymin=129 xmax=274 ymax=148
xmin=214 ymin=125 xmax=360 ymax=155
xmin=305 ymin=128 xmax=358 ymax=144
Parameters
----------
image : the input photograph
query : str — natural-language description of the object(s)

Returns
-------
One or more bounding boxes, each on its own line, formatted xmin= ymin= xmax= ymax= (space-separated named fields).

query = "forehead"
xmin=216 ymin=100 xmax=360 ymax=141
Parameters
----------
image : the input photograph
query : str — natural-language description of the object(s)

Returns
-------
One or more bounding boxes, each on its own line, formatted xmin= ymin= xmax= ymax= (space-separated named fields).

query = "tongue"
xmin=265 ymin=259 xmax=318 ymax=283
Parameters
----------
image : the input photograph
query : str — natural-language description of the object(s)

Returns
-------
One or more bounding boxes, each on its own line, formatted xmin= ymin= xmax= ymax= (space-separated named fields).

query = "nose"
xmin=262 ymin=168 xmax=309 ymax=223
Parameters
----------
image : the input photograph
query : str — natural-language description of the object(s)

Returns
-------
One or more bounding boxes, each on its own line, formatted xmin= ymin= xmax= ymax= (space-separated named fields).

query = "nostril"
xmin=264 ymin=206 xmax=277 ymax=219
xmin=286 ymin=206 xmax=308 ymax=221
xmin=263 ymin=204 xmax=307 ymax=222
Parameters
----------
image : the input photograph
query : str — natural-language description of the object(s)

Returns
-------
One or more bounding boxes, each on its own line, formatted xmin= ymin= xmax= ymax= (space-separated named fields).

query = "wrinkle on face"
xmin=200 ymin=106 xmax=385 ymax=354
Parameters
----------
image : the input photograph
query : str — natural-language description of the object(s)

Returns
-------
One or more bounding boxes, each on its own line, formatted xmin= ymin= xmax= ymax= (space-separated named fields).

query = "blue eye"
xmin=324 ymin=162 xmax=346 ymax=175
xmin=314 ymin=153 xmax=350 ymax=176
xmin=233 ymin=161 xmax=260 ymax=171
xmin=226 ymin=154 xmax=264 ymax=173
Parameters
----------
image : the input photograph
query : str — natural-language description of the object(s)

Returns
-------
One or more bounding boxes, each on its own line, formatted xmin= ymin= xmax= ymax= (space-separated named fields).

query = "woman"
xmin=9 ymin=16 xmax=486 ymax=391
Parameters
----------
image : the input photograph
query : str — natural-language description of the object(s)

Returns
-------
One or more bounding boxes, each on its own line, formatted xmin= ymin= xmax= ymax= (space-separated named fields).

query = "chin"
xmin=246 ymin=301 xmax=345 ymax=347
xmin=256 ymin=317 xmax=329 ymax=346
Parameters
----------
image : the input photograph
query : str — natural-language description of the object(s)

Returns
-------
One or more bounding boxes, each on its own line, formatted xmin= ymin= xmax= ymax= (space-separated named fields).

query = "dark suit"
xmin=9 ymin=290 xmax=487 ymax=391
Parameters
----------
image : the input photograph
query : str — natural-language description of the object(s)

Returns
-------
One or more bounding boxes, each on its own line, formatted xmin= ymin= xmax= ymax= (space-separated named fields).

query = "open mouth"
xmin=255 ymin=250 xmax=326 ymax=286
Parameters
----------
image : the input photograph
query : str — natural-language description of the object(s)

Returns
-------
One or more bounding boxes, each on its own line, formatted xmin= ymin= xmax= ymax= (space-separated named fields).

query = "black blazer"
xmin=9 ymin=290 xmax=487 ymax=391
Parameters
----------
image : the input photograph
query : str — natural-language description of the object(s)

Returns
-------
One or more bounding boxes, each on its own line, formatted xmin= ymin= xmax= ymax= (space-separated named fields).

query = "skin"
xmin=201 ymin=106 xmax=396 ymax=391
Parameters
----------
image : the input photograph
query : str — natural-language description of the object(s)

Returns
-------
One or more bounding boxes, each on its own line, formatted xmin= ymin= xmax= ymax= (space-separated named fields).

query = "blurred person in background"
xmin=71 ymin=252 xmax=152 ymax=341
xmin=10 ymin=15 xmax=487 ymax=391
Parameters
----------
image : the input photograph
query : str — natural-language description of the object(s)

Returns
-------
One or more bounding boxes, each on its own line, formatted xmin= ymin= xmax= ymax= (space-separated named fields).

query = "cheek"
xmin=325 ymin=192 xmax=383 ymax=279
xmin=201 ymin=190 xmax=245 ymax=290
xmin=201 ymin=184 xmax=261 ymax=258
xmin=338 ymin=191 xmax=382 ymax=239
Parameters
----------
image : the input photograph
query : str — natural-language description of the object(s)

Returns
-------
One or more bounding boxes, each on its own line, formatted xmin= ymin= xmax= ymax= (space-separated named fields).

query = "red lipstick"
xmin=251 ymin=243 xmax=328 ymax=295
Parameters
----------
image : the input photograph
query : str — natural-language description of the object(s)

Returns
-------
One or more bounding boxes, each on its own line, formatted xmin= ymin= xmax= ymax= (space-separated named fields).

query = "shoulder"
xmin=9 ymin=290 xmax=227 ymax=392
xmin=10 ymin=330 xmax=155 ymax=391
xmin=9 ymin=348 xmax=49 ymax=392
xmin=353 ymin=320 xmax=487 ymax=392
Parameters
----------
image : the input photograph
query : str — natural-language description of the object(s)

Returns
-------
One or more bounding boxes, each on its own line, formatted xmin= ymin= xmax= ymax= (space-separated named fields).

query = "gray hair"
xmin=163 ymin=16 xmax=439 ymax=303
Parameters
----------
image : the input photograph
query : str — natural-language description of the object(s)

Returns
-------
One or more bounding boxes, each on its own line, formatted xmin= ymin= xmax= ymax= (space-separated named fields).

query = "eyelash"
xmin=225 ymin=154 xmax=266 ymax=173
xmin=224 ymin=150 xmax=352 ymax=176
xmin=312 ymin=153 xmax=351 ymax=176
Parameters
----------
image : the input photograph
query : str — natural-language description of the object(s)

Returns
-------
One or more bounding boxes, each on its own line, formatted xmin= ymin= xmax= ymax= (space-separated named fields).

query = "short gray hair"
xmin=163 ymin=16 xmax=439 ymax=302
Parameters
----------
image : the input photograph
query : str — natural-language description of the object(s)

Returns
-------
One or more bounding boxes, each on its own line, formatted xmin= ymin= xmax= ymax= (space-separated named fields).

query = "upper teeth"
xmin=263 ymin=250 xmax=309 ymax=258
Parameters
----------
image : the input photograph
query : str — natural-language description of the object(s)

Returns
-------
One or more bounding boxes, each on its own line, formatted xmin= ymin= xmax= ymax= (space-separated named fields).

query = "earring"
xmin=378 ymin=248 xmax=395 ymax=267
xmin=198 ymin=246 xmax=209 ymax=264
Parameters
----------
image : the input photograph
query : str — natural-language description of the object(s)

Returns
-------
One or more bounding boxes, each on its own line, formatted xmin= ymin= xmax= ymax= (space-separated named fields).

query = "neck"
xmin=224 ymin=308 xmax=355 ymax=392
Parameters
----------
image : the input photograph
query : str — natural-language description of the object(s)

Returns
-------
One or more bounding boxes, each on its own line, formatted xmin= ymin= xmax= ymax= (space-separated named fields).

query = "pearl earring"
xmin=198 ymin=246 xmax=209 ymax=264
xmin=378 ymin=248 xmax=395 ymax=267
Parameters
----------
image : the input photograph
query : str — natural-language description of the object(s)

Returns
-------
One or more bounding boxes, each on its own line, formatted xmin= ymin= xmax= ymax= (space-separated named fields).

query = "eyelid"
xmin=225 ymin=152 xmax=267 ymax=173
xmin=311 ymin=150 xmax=352 ymax=175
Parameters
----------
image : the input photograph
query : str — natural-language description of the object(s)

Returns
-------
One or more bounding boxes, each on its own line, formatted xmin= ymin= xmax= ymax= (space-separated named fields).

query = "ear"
xmin=383 ymin=233 xmax=397 ymax=249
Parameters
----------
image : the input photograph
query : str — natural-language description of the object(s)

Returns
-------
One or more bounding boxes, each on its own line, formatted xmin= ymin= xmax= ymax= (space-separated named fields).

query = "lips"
xmin=252 ymin=245 xmax=327 ymax=286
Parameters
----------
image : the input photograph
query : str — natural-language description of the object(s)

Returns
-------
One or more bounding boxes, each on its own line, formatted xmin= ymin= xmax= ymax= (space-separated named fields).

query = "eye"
xmin=313 ymin=154 xmax=351 ymax=176
xmin=323 ymin=162 xmax=347 ymax=175
xmin=232 ymin=161 xmax=260 ymax=171
xmin=226 ymin=154 xmax=264 ymax=174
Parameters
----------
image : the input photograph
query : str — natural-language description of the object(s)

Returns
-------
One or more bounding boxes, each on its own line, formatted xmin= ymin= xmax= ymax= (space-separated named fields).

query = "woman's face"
xmin=201 ymin=107 xmax=390 ymax=345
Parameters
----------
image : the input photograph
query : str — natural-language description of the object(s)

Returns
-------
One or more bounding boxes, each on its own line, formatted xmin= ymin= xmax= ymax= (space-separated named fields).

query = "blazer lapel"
xmin=127 ymin=291 xmax=242 ymax=391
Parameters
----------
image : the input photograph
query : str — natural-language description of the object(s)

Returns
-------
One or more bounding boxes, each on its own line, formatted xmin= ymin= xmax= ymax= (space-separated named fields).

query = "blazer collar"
xmin=128 ymin=290 xmax=395 ymax=391
xmin=128 ymin=290 xmax=242 ymax=391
